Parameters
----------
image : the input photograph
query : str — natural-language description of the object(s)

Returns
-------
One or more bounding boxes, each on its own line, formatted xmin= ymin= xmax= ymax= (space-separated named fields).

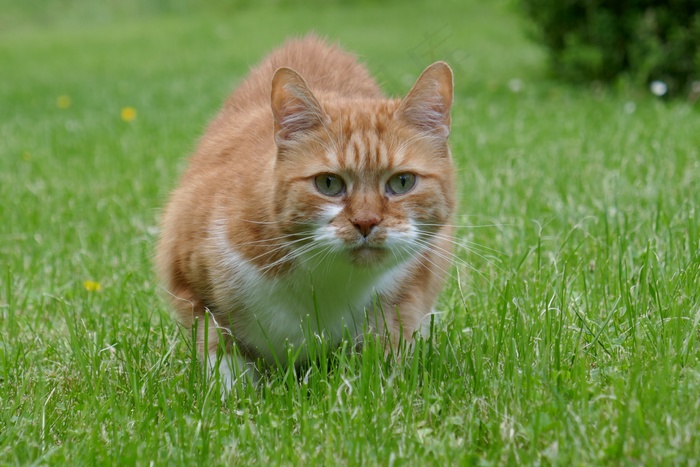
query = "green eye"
xmin=386 ymin=173 xmax=416 ymax=195
xmin=314 ymin=173 xmax=345 ymax=196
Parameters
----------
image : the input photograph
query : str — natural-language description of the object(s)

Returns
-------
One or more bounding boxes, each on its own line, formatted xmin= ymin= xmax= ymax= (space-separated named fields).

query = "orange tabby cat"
xmin=156 ymin=35 xmax=455 ymax=389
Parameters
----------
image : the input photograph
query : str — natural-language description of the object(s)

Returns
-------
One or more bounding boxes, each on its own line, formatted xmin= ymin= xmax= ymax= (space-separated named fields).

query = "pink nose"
xmin=352 ymin=213 xmax=381 ymax=237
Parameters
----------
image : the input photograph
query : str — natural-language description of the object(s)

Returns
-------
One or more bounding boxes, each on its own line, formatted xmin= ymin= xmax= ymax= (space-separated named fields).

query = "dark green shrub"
xmin=519 ymin=0 xmax=700 ymax=97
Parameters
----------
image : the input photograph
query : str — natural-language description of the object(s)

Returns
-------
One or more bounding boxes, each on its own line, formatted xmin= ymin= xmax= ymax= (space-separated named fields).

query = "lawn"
xmin=1 ymin=0 xmax=699 ymax=464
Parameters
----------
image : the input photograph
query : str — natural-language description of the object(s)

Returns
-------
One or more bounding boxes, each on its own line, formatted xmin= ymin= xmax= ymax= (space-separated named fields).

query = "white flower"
xmin=650 ymin=80 xmax=668 ymax=96
xmin=508 ymin=78 xmax=523 ymax=93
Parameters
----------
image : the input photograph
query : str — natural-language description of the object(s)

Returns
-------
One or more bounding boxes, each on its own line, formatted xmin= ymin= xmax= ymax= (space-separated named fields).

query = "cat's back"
xmin=226 ymin=35 xmax=383 ymax=112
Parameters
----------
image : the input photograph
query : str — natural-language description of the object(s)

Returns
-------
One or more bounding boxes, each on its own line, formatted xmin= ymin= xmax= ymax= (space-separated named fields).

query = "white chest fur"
xmin=210 ymin=224 xmax=407 ymax=364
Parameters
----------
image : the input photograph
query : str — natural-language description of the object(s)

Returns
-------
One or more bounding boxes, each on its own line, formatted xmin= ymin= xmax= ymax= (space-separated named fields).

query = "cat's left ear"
xmin=271 ymin=67 xmax=327 ymax=147
xmin=396 ymin=61 xmax=453 ymax=140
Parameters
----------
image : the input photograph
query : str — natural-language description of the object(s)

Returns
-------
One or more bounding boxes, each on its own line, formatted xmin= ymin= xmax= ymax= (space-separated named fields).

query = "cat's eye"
xmin=314 ymin=173 xmax=346 ymax=196
xmin=386 ymin=173 xmax=416 ymax=195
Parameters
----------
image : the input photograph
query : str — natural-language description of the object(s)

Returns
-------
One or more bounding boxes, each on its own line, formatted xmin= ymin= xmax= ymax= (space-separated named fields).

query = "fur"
xmin=156 ymin=35 xmax=455 ymax=389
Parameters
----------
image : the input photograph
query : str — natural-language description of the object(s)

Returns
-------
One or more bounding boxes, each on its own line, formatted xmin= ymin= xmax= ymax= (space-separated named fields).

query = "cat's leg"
xmin=376 ymin=237 xmax=453 ymax=353
xmin=374 ymin=302 xmax=443 ymax=356
xmin=166 ymin=286 xmax=258 ymax=395
xmin=195 ymin=313 xmax=259 ymax=395
xmin=416 ymin=307 xmax=444 ymax=339
xmin=374 ymin=294 xmax=430 ymax=353
xmin=206 ymin=348 xmax=258 ymax=394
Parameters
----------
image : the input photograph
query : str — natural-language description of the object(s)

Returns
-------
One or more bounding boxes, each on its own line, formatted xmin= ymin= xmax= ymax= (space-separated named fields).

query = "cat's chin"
xmin=347 ymin=245 xmax=388 ymax=268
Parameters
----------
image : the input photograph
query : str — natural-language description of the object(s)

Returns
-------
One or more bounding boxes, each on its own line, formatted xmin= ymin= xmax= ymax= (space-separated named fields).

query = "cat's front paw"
xmin=207 ymin=352 xmax=259 ymax=399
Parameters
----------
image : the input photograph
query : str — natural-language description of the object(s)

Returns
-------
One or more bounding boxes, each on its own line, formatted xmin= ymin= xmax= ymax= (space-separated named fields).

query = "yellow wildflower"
xmin=121 ymin=107 xmax=137 ymax=122
xmin=57 ymin=95 xmax=71 ymax=109
xmin=83 ymin=280 xmax=102 ymax=292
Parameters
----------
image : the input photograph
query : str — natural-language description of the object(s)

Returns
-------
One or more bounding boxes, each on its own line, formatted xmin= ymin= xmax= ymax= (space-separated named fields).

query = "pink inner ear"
xmin=397 ymin=62 xmax=453 ymax=139
xmin=271 ymin=68 xmax=326 ymax=145
xmin=403 ymin=95 xmax=450 ymax=136
xmin=277 ymin=92 xmax=321 ymax=138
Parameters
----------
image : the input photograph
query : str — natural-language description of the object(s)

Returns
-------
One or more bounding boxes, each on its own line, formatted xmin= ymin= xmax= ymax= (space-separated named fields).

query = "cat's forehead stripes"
xmin=338 ymin=130 xmax=393 ymax=172
xmin=330 ymin=106 xmax=396 ymax=171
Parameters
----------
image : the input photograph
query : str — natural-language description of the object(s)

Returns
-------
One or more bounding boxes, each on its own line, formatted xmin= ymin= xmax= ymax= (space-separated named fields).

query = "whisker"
xmin=409 ymin=239 xmax=467 ymax=272
xmin=427 ymin=248 xmax=495 ymax=290
xmin=233 ymin=234 xmax=314 ymax=248
xmin=398 ymin=244 xmax=459 ymax=284
xmin=425 ymin=233 xmax=505 ymax=266
xmin=409 ymin=234 xmax=481 ymax=268
xmin=426 ymin=231 xmax=506 ymax=257
xmin=414 ymin=238 xmax=496 ymax=275
xmin=257 ymin=242 xmax=317 ymax=273
xmin=320 ymin=247 xmax=343 ymax=276
xmin=416 ymin=222 xmax=513 ymax=229
xmin=241 ymin=218 xmax=315 ymax=226
xmin=411 ymin=237 xmax=498 ymax=287
xmin=306 ymin=244 xmax=338 ymax=273
xmin=229 ymin=239 xmax=302 ymax=265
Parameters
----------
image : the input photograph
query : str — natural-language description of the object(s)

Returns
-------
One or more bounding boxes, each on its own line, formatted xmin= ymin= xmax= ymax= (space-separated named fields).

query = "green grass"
xmin=2 ymin=0 xmax=699 ymax=464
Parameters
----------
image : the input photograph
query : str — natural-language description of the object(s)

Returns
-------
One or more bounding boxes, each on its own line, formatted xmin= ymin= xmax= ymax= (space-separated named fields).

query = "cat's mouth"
xmin=348 ymin=244 xmax=387 ymax=266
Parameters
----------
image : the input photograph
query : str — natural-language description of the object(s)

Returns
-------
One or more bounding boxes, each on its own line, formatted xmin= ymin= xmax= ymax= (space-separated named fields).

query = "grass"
xmin=1 ymin=0 xmax=699 ymax=464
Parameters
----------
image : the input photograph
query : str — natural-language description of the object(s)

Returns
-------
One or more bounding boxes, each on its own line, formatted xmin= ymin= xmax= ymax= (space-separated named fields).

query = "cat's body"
xmin=156 ymin=36 xmax=455 ymax=388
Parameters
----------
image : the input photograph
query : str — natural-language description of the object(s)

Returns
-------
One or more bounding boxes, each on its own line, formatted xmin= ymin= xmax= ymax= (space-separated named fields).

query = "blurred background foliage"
xmin=3 ymin=0 xmax=698 ymax=99
xmin=0 ymin=0 xmax=406 ymax=30
xmin=519 ymin=0 xmax=700 ymax=98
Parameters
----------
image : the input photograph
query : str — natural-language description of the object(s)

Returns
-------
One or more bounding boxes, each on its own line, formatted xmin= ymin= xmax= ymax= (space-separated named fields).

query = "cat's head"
xmin=270 ymin=62 xmax=455 ymax=268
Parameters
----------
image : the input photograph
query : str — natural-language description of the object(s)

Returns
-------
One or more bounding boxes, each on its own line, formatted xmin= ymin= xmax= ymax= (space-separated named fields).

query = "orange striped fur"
xmin=156 ymin=36 xmax=455 ymax=388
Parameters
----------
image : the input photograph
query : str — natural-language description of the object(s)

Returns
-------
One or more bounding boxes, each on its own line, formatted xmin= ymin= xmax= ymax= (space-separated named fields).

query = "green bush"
xmin=519 ymin=0 xmax=700 ymax=97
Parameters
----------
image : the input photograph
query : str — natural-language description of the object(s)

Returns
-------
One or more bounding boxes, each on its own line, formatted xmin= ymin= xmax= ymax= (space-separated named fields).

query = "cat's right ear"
xmin=271 ymin=67 xmax=327 ymax=147
xmin=396 ymin=61 xmax=453 ymax=140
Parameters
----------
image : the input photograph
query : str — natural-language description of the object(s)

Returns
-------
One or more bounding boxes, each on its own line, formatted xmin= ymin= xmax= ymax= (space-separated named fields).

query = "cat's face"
xmin=270 ymin=63 xmax=454 ymax=268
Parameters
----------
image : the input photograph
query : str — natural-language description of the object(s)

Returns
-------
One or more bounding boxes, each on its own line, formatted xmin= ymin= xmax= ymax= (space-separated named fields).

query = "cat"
xmin=156 ymin=35 xmax=455 ymax=390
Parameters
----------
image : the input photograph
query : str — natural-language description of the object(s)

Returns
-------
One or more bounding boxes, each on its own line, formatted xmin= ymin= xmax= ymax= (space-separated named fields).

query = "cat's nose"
xmin=352 ymin=213 xmax=381 ymax=237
